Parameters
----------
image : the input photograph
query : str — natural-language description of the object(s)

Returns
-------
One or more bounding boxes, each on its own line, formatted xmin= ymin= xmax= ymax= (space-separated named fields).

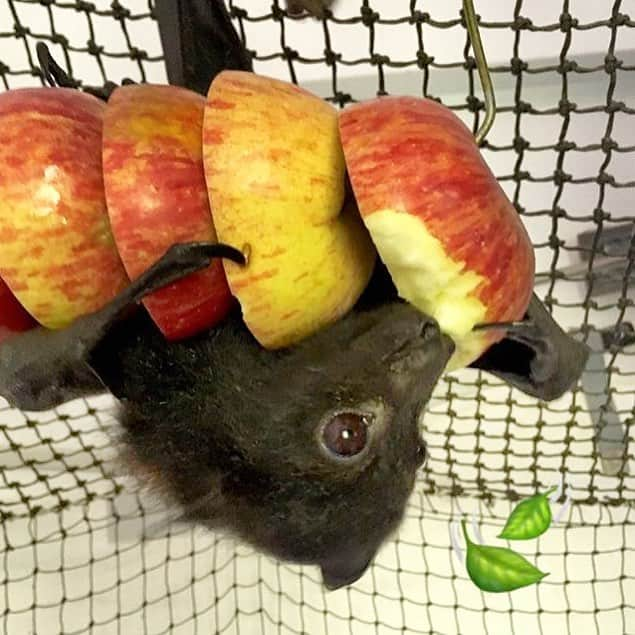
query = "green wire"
xmin=463 ymin=0 xmax=496 ymax=145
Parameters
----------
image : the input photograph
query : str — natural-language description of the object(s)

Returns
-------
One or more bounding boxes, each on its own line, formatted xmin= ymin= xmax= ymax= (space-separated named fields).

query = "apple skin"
xmin=0 ymin=87 xmax=129 ymax=329
xmin=203 ymin=71 xmax=376 ymax=349
xmin=0 ymin=277 xmax=37 ymax=344
xmin=103 ymin=84 xmax=233 ymax=341
xmin=339 ymin=96 xmax=535 ymax=369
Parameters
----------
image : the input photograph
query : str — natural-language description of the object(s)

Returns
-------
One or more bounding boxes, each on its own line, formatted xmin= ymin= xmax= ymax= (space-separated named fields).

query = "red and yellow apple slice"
xmin=0 ymin=88 xmax=129 ymax=329
xmin=339 ymin=96 xmax=535 ymax=369
xmin=203 ymin=71 xmax=376 ymax=349
xmin=0 ymin=278 xmax=36 ymax=344
xmin=103 ymin=84 xmax=233 ymax=341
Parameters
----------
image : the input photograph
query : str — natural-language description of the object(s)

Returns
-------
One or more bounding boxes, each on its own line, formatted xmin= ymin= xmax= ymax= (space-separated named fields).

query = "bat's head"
xmin=219 ymin=302 xmax=453 ymax=589
xmin=110 ymin=294 xmax=453 ymax=590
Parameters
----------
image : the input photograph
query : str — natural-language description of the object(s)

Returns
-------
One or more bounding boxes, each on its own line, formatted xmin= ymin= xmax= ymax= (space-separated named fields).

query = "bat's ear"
xmin=0 ymin=243 xmax=245 ymax=412
xmin=469 ymin=293 xmax=590 ymax=401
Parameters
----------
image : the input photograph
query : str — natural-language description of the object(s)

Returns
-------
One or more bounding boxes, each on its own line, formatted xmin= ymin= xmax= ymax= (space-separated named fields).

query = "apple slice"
xmin=0 ymin=87 xmax=129 ymax=329
xmin=339 ymin=96 xmax=535 ymax=369
xmin=203 ymin=71 xmax=376 ymax=349
xmin=0 ymin=278 xmax=36 ymax=344
xmin=103 ymin=84 xmax=233 ymax=341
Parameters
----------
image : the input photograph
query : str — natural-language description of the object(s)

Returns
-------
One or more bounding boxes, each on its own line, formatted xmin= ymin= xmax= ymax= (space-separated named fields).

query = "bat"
xmin=0 ymin=242 xmax=588 ymax=588
xmin=1 ymin=243 xmax=451 ymax=589
xmin=3 ymin=4 xmax=589 ymax=589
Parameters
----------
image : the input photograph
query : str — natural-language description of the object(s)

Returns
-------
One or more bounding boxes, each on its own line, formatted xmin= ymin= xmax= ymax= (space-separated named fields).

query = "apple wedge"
xmin=203 ymin=71 xmax=376 ymax=349
xmin=339 ymin=96 xmax=535 ymax=369
xmin=0 ymin=87 xmax=128 ymax=329
xmin=103 ymin=84 xmax=233 ymax=341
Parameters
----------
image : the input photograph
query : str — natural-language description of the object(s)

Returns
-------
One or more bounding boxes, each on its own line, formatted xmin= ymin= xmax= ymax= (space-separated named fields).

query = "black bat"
xmin=0 ymin=243 xmax=452 ymax=589
xmin=3 ymin=1 xmax=588 ymax=590
xmin=0 ymin=242 xmax=587 ymax=589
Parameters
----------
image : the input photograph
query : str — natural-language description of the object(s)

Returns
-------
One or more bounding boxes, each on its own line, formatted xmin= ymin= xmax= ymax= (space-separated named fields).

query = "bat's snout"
xmin=381 ymin=303 xmax=455 ymax=367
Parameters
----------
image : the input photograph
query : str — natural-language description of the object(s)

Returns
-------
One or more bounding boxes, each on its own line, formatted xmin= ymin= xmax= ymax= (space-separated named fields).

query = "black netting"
xmin=1 ymin=1 xmax=634 ymax=634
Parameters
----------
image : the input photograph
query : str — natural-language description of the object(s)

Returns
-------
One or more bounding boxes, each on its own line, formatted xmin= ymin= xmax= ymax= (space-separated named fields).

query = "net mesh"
xmin=1 ymin=1 xmax=634 ymax=634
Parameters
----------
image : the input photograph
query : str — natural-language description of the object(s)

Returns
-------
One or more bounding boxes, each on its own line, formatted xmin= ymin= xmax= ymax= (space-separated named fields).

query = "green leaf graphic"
xmin=462 ymin=520 xmax=548 ymax=593
xmin=498 ymin=486 xmax=558 ymax=540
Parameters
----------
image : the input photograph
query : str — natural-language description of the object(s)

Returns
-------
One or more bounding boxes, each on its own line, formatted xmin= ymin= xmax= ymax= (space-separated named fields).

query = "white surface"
xmin=0 ymin=1 xmax=634 ymax=634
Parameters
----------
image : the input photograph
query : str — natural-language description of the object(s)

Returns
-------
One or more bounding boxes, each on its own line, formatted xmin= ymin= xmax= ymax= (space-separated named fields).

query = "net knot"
xmin=360 ymin=6 xmax=379 ymax=26
xmin=558 ymin=60 xmax=578 ymax=74
xmin=370 ymin=54 xmax=389 ymax=66
xmin=596 ymin=171 xmax=616 ymax=186
xmin=271 ymin=4 xmax=285 ymax=20
xmin=324 ymin=49 xmax=340 ymax=66
xmin=13 ymin=23 xmax=28 ymax=37
xmin=609 ymin=13 xmax=630 ymax=28
xmin=510 ymin=56 xmax=528 ymax=75
xmin=332 ymin=92 xmax=352 ymax=107
xmin=553 ymin=169 xmax=572 ymax=186
xmin=51 ymin=33 xmax=69 ymax=48
xmin=416 ymin=51 xmax=434 ymax=68
xmin=593 ymin=208 xmax=609 ymax=222
xmin=128 ymin=47 xmax=148 ymax=62
xmin=410 ymin=11 xmax=430 ymax=25
xmin=514 ymin=100 xmax=532 ymax=114
xmin=548 ymin=233 xmax=564 ymax=249
xmin=466 ymin=95 xmax=483 ymax=112
xmin=558 ymin=99 xmax=576 ymax=116
xmin=111 ymin=2 xmax=131 ymax=21
xmin=604 ymin=54 xmax=622 ymax=74
xmin=601 ymin=136 xmax=618 ymax=152
xmin=559 ymin=13 xmax=578 ymax=32
xmin=512 ymin=16 xmax=532 ymax=30
xmin=87 ymin=40 xmax=103 ymax=56
xmin=463 ymin=56 xmax=477 ymax=71
xmin=606 ymin=100 xmax=626 ymax=113
xmin=282 ymin=46 xmax=299 ymax=61
xmin=554 ymin=140 xmax=576 ymax=152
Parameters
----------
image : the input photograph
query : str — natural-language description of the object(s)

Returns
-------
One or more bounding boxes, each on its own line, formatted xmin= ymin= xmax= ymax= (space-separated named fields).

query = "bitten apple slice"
xmin=103 ymin=84 xmax=233 ymax=341
xmin=339 ymin=96 xmax=535 ymax=369
xmin=0 ymin=88 xmax=129 ymax=329
xmin=0 ymin=278 xmax=36 ymax=344
xmin=203 ymin=71 xmax=376 ymax=349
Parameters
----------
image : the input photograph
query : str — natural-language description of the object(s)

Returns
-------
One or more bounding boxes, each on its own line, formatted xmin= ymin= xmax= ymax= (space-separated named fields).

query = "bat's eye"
xmin=321 ymin=412 xmax=370 ymax=459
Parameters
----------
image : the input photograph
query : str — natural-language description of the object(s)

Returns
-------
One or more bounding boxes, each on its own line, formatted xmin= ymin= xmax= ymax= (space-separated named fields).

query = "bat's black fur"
xmin=90 ymin=274 xmax=453 ymax=589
